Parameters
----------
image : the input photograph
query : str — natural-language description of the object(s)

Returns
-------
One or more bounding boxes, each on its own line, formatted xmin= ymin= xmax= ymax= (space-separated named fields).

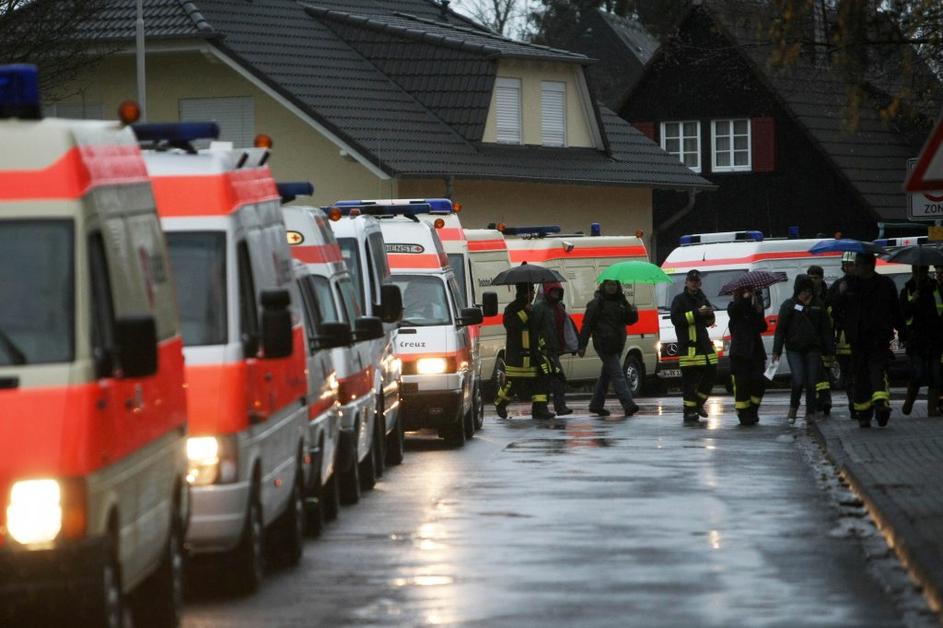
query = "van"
xmin=0 ymin=66 xmax=188 ymax=625
xmin=325 ymin=210 xmax=404 ymax=490
xmin=502 ymin=227 xmax=658 ymax=397
xmin=282 ymin=201 xmax=392 ymax=510
xmin=141 ymin=127 xmax=313 ymax=593
xmin=335 ymin=202 xmax=487 ymax=446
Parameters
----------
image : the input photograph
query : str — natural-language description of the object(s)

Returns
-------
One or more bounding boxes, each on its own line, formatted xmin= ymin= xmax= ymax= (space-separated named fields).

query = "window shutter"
xmin=179 ymin=96 xmax=255 ymax=148
xmin=541 ymin=81 xmax=566 ymax=147
xmin=751 ymin=117 xmax=775 ymax=172
xmin=494 ymin=78 xmax=522 ymax=144
xmin=632 ymin=121 xmax=656 ymax=141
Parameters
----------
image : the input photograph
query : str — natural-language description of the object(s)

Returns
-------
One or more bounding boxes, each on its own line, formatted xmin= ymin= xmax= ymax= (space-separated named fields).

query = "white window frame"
xmin=494 ymin=77 xmax=523 ymax=145
xmin=45 ymin=102 xmax=105 ymax=120
xmin=711 ymin=119 xmax=752 ymax=173
xmin=660 ymin=120 xmax=701 ymax=173
xmin=179 ymin=96 xmax=255 ymax=148
xmin=540 ymin=80 xmax=567 ymax=147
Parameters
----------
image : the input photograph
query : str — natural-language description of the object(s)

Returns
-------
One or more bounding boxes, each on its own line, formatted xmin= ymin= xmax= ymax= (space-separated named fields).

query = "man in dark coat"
xmin=495 ymin=283 xmax=555 ymax=420
xmin=727 ymin=287 xmax=768 ymax=425
xmin=833 ymin=253 xmax=908 ymax=428
xmin=578 ymin=280 xmax=640 ymax=417
xmin=808 ymin=265 xmax=833 ymax=415
xmin=670 ymin=269 xmax=718 ymax=422
xmin=899 ymin=265 xmax=942 ymax=416
xmin=532 ymin=282 xmax=572 ymax=415
xmin=827 ymin=252 xmax=857 ymax=413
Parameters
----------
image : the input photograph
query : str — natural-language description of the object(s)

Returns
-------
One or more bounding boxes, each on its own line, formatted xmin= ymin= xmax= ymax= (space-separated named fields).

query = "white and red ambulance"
xmin=140 ymin=128 xmax=314 ymax=593
xmin=283 ymin=201 xmax=393 ymax=510
xmin=502 ymin=226 xmax=659 ymax=397
xmin=0 ymin=66 xmax=188 ymax=626
xmin=335 ymin=202 xmax=487 ymax=446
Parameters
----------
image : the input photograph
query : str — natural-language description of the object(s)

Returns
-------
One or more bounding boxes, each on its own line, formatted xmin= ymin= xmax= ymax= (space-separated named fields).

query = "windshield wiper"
xmin=399 ymin=319 xmax=426 ymax=327
xmin=0 ymin=326 xmax=27 ymax=365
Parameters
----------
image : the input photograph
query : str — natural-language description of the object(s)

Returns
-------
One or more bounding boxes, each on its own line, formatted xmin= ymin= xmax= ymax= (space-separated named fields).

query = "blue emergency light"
xmin=132 ymin=122 xmax=220 ymax=144
xmin=679 ymin=230 xmax=764 ymax=246
xmin=501 ymin=225 xmax=561 ymax=237
xmin=591 ymin=223 xmax=601 ymax=237
xmin=334 ymin=198 xmax=452 ymax=216
xmin=788 ymin=226 xmax=800 ymax=239
xmin=0 ymin=64 xmax=41 ymax=120
xmin=277 ymin=182 xmax=315 ymax=203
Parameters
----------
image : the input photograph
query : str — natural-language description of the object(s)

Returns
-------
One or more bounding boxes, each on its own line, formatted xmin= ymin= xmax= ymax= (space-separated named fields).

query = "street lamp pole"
xmin=136 ymin=0 xmax=146 ymax=121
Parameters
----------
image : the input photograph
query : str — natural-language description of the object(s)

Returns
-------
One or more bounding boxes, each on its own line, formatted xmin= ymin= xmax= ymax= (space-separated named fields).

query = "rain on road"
xmin=182 ymin=393 xmax=909 ymax=628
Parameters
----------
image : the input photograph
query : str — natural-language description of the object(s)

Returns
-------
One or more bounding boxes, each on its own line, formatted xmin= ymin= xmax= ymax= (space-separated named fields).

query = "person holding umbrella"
xmin=899 ymin=265 xmax=942 ymax=416
xmin=727 ymin=286 xmax=769 ymax=425
xmin=532 ymin=282 xmax=573 ymax=416
xmin=827 ymin=253 xmax=857 ymax=415
xmin=671 ymin=269 xmax=718 ymax=423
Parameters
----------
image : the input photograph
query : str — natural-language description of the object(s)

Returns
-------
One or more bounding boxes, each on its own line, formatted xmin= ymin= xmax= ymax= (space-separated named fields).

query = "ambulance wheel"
xmin=372 ymin=402 xmax=386 ymax=479
xmin=385 ymin=415 xmax=405 ymax=466
xmin=85 ymin=534 xmax=123 ymax=628
xmin=133 ymin=514 xmax=184 ymax=628
xmin=623 ymin=355 xmax=645 ymax=398
xmin=445 ymin=406 xmax=466 ymax=448
xmin=273 ymin=469 xmax=305 ymax=567
xmin=474 ymin=382 xmax=485 ymax=431
xmin=358 ymin=424 xmax=377 ymax=492
xmin=338 ymin=436 xmax=361 ymax=506
xmin=231 ymin=492 xmax=265 ymax=595
xmin=305 ymin=466 xmax=325 ymax=538
xmin=321 ymin=471 xmax=341 ymax=521
xmin=494 ymin=355 xmax=507 ymax=392
xmin=463 ymin=397 xmax=475 ymax=440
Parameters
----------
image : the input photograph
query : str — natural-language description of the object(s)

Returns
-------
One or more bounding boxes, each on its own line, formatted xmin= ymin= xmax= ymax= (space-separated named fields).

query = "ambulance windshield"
xmin=166 ymin=232 xmax=228 ymax=346
xmin=657 ymin=269 xmax=747 ymax=310
xmin=0 ymin=220 xmax=74 ymax=365
xmin=391 ymin=275 xmax=452 ymax=326
xmin=447 ymin=254 xmax=466 ymax=304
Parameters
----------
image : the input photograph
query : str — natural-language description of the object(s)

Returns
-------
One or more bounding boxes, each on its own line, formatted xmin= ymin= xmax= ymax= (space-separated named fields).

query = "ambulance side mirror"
xmin=482 ymin=292 xmax=499 ymax=318
xmin=312 ymin=322 xmax=353 ymax=350
xmin=116 ymin=315 xmax=158 ymax=378
xmin=379 ymin=284 xmax=403 ymax=323
xmin=354 ymin=316 xmax=385 ymax=341
xmin=261 ymin=289 xmax=293 ymax=359
xmin=458 ymin=307 xmax=483 ymax=327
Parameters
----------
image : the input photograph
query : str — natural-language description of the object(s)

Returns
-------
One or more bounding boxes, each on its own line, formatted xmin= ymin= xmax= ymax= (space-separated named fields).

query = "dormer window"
xmin=541 ymin=81 xmax=566 ymax=147
xmin=495 ymin=77 xmax=522 ymax=144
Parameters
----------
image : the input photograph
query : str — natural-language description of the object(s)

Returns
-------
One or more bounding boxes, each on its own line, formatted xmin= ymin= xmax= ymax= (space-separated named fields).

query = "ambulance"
xmin=282 ymin=200 xmax=394 ymax=510
xmin=0 ymin=66 xmax=188 ymax=626
xmin=657 ymin=231 xmax=846 ymax=383
xmin=326 ymin=210 xmax=404 ymax=491
xmin=502 ymin=225 xmax=659 ymax=397
xmin=140 ymin=127 xmax=316 ymax=593
xmin=334 ymin=201 xmax=489 ymax=446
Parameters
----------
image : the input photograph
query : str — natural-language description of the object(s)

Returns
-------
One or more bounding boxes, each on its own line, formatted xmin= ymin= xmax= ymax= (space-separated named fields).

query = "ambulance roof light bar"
xmin=0 ymin=64 xmax=41 ymax=120
xmin=277 ymin=182 xmax=315 ymax=204
xmin=873 ymin=235 xmax=928 ymax=248
xmin=133 ymin=122 xmax=220 ymax=153
xmin=497 ymin=225 xmax=561 ymax=237
xmin=679 ymin=230 xmax=764 ymax=246
xmin=334 ymin=198 xmax=453 ymax=216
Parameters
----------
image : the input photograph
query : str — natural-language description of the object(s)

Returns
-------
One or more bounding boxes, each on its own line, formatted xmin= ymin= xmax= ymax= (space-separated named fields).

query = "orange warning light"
xmin=118 ymin=100 xmax=141 ymax=125
xmin=254 ymin=134 xmax=274 ymax=149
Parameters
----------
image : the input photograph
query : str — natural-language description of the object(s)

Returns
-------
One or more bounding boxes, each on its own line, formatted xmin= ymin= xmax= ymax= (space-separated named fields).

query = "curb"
xmin=808 ymin=420 xmax=943 ymax=615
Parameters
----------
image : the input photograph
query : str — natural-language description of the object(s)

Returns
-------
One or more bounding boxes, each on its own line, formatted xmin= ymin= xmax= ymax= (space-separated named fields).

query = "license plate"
xmin=658 ymin=369 xmax=681 ymax=379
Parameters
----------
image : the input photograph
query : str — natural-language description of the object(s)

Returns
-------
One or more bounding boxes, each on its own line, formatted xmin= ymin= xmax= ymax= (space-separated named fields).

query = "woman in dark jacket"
xmin=773 ymin=274 xmax=835 ymax=422
xmin=727 ymin=287 xmax=768 ymax=425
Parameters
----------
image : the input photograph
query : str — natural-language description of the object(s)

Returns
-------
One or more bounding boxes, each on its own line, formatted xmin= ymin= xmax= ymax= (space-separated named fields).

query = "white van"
xmin=283 ymin=201 xmax=393 ymax=510
xmin=143 ymin=130 xmax=320 ymax=592
xmin=465 ymin=228 xmax=513 ymax=396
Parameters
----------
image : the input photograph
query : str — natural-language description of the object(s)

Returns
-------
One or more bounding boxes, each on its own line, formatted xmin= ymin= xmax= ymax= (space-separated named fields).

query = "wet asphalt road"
xmin=182 ymin=393 xmax=905 ymax=628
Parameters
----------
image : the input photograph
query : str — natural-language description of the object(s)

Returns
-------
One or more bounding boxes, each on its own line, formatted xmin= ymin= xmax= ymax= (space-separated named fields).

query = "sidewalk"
xmin=809 ymin=401 xmax=943 ymax=615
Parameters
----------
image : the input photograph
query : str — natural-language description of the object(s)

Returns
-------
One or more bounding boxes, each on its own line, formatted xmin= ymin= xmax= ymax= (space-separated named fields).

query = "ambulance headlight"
xmin=713 ymin=339 xmax=725 ymax=353
xmin=187 ymin=436 xmax=238 ymax=486
xmin=417 ymin=357 xmax=449 ymax=375
xmin=6 ymin=479 xmax=62 ymax=546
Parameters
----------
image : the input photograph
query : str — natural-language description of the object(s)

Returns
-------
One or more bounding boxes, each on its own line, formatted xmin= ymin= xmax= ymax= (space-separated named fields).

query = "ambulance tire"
xmin=273 ymin=468 xmax=305 ymax=567
xmin=321 ymin=471 xmax=341 ymax=521
xmin=338 ymin=436 xmax=361 ymax=506
xmin=444 ymin=406 xmax=466 ymax=448
xmin=372 ymin=402 xmax=386 ymax=479
xmin=133 ymin=507 xmax=184 ymax=628
xmin=623 ymin=355 xmax=645 ymax=398
xmin=84 ymin=532 xmax=124 ymax=628
xmin=231 ymin=488 xmax=265 ymax=596
xmin=359 ymin=444 xmax=377 ymax=492
xmin=385 ymin=415 xmax=405 ymax=466
xmin=463 ymin=396 xmax=475 ymax=440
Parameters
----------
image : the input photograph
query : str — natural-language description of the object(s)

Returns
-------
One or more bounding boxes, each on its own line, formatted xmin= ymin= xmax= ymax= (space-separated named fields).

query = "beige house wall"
xmin=482 ymin=60 xmax=597 ymax=148
xmin=55 ymin=51 xmax=396 ymax=206
xmin=398 ymin=179 xmax=653 ymax=246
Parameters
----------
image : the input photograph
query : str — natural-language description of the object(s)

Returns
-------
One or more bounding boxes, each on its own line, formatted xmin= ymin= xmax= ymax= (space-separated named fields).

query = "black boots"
xmin=902 ymin=384 xmax=918 ymax=416
xmin=495 ymin=402 xmax=508 ymax=419
xmin=928 ymin=388 xmax=941 ymax=417
xmin=589 ymin=406 xmax=610 ymax=417
xmin=531 ymin=403 xmax=555 ymax=420
xmin=554 ymin=406 xmax=574 ymax=416
xmin=875 ymin=401 xmax=891 ymax=427
xmin=738 ymin=408 xmax=759 ymax=425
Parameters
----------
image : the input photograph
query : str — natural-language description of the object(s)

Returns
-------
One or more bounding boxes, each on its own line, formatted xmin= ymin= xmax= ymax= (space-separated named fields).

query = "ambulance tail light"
xmin=0 ymin=64 xmax=40 ymax=120
xmin=277 ymin=182 xmax=314 ymax=204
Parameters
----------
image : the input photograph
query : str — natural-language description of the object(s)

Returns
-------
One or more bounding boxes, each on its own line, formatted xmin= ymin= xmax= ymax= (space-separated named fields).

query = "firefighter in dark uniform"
xmin=671 ymin=269 xmax=718 ymax=422
xmin=808 ymin=265 xmax=833 ymax=415
xmin=899 ymin=265 xmax=942 ymax=417
xmin=495 ymin=283 xmax=555 ymax=420
xmin=833 ymin=252 xmax=908 ymax=428
xmin=727 ymin=286 xmax=767 ymax=425
xmin=827 ymin=252 xmax=856 ymax=414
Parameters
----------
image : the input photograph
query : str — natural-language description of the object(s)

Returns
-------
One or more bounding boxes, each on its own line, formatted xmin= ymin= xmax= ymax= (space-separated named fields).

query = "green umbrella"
xmin=596 ymin=260 xmax=671 ymax=285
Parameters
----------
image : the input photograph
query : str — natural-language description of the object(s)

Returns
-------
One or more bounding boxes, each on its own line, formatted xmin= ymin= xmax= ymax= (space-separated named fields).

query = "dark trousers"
xmin=786 ymin=350 xmax=821 ymax=413
xmin=549 ymin=355 xmax=568 ymax=410
xmin=681 ymin=364 xmax=716 ymax=413
xmin=590 ymin=351 xmax=634 ymax=410
xmin=851 ymin=345 xmax=891 ymax=419
xmin=816 ymin=357 xmax=832 ymax=410
xmin=730 ymin=357 xmax=765 ymax=415
xmin=496 ymin=375 xmax=550 ymax=408
xmin=837 ymin=353 xmax=854 ymax=410
xmin=908 ymin=349 xmax=942 ymax=390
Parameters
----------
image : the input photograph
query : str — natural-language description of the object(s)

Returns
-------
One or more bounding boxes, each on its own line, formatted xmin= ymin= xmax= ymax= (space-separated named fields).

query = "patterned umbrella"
xmin=718 ymin=271 xmax=788 ymax=296
xmin=491 ymin=261 xmax=566 ymax=285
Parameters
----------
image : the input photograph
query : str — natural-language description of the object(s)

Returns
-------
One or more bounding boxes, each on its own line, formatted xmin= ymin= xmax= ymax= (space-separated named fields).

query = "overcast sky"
xmin=447 ymin=0 xmax=538 ymax=38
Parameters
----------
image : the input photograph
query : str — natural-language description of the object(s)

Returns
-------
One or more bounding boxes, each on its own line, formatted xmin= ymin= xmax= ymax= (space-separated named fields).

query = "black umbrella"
xmin=491 ymin=262 xmax=566 ymax=285
xmin=718 ymin=270 xmax=788 ymax=296
xmin=883 ymin=244 xmax=943 ymax=266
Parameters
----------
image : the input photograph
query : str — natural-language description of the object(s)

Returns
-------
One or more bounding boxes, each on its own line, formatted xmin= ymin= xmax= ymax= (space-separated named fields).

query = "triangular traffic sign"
xmin=906 ymin=114 xmax=943 ymax=192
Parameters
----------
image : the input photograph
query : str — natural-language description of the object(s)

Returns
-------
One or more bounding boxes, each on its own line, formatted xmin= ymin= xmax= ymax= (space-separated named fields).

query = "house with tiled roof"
xmin=53 ymin=0 xmax=709 ymax=240
xmin=613 ymin=0 xmax=941 ymax=260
